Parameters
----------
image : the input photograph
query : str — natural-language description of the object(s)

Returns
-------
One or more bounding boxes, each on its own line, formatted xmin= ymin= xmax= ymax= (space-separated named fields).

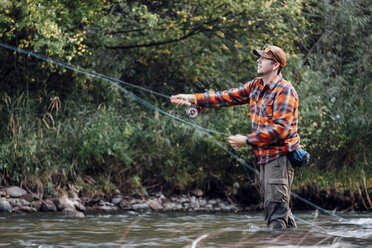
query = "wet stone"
xmin=62 ymin=208 xmax=85 ymax=218
xmin=111 ymin=196 xmax=122 ymax=205
xmin=97 ymin=204 xmax=119 ymax=212
xmin=182 ymin=202 xmax=190 ymax=209
xmin=32 ymin=200 xmax=43 ymax=211
xmin=205 ymin=204 xmax=214 ymax=211
xmin=13 ymin=206 xmax=35 ymax=213
xmin=132 ymin=203 xmax=150 ymax=212
xmin=218 ymin=202 xmax=233 ymax=211
xmin=41 ymin=199 xmax=57 ymax=212
xmin=180 ymin=197 xmax=189 ymax=204
xmin=163 ymin=202 xmax=177 ymax=211
xmin=119 ymin=200 xmax=132 ymax=210
xmin=0 ymin=198 xmax=12 ymax=212
xmin=0 ymin=190 xmax=6 ymax=197
xmin=73 ymin=199 xmax=86 ymax=212
xmin=147 ymin=199 xmax=163 ymax=211
xmin=190 ymin=197 xmax=200 ymax=209
xmin=191 ymin=188 xmax=204 ymax=197
xmin=4 ymin=186 xmax=27 ymax=198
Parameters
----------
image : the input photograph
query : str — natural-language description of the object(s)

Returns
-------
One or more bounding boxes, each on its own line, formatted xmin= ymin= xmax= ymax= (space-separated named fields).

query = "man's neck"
xmin=261 ymin=71 xmax=278 ymax=86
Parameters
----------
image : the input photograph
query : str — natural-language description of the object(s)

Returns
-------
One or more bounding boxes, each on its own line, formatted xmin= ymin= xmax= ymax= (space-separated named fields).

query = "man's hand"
xmin=170 ymin=94 xmax=193 ymax=106
xmin=228 ymin=134 xmax=248 ymax=150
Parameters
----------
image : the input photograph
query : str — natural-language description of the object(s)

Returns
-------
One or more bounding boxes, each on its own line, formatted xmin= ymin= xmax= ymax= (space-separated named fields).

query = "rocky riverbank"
xmin=0 ymin=186 xmax=242 ymax=217
xmin=1 ymin=185 xmax=371 ymax=217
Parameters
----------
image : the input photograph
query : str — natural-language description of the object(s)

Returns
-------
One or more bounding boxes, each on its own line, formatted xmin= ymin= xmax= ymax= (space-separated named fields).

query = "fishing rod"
xmin=0 ymin=41 xmax=357 ymax=227
xmin=0 ymin=41 xmax=227 ymax=136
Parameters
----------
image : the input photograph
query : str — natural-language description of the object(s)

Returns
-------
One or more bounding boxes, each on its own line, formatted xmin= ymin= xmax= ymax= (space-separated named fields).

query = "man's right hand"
xmin=170 ymin=94 xmax=193 ymax=106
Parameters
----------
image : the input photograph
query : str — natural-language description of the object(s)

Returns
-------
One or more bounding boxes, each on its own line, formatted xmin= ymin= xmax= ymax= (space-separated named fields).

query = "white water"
xmin=0 ymin=211 xmax=371 ymax=247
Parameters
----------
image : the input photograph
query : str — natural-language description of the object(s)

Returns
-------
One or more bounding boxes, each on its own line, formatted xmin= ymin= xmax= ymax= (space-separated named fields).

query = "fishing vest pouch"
xmin=288 ymin=148 xmax=310 ymax=168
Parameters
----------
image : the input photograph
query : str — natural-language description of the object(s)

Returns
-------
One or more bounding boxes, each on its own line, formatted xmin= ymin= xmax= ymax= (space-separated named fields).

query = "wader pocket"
xmin=268 ymin=178 xmax=288 ymax=203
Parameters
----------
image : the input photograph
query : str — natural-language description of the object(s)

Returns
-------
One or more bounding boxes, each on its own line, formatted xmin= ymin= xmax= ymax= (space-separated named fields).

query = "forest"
xmin=0 ymin=0 xmax=371 ymax=206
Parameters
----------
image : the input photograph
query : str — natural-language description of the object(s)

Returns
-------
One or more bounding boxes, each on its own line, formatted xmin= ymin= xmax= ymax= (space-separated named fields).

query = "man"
xmin=170 ymin=45 xmax=299 ymax=230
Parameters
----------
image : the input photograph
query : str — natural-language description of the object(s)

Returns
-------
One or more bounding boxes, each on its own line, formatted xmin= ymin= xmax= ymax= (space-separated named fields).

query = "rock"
xmin=58 ymin=194 xmax=75 ymax=210
xmin=41 ymin=199 xmax=57 ymax=212
xmin=208 ymin=199 xmax=217 ymax=205
xmin=96 ymin=201 xmax=119 ymax=212
xmin=119 ymin=200 xmax=132 ymax=210
xmin=97 ymin=204 xmax=119 ymax=212
xmin=191 ymin=188 xmax=204 ymax=197
xmin=111 ymin=195 xmax=122 ymax=205
xmin=218 ymin=202 xmax=233 ymax=211
xmin=72 ymin=199 xmax=86 ymax=212
xmin=4 ymin=186 xmax=27 ymax=198
xmin=147 ymin=199 xmax=163 ymax=211
xmin=8 ymin=198 xmax=31 ymax=208
xmin=22 ymin=194 xmax=35 ymax=202
xmin=32 ymin=200 xmax=43 ymax=211
xmin=0 ymin=190 xmax=6 ymax=197
xmin=21 ymin=198 xmax=31 ymax=206
xmin=205 ymin=204 xmax=214 ymax=211
xmin=132 ymin=203 xmax=150 ymax=212
xmin=174 ymin=204 xmax=183 ymax=211
xmin=13 ymin=206 xmax=34 ymax=213
xmin=180 ymin=197 xmax=189 ymax=204
xmin=163 ymin=202 xmax=177 ymax=211
xmin=0 ymin=198 xmax=12 ymax=212
xmin=190 ymin=196 xmax=200 ymax=209
xmin=8 ymin=198 xmax=22 ymax=207
xmin=62 ymin=208 xmax=85 ymax=218
xmin=182 ymin=202 xmax=190 ymax=209
xmin=199 ymin=198 xmax=207 ymax=207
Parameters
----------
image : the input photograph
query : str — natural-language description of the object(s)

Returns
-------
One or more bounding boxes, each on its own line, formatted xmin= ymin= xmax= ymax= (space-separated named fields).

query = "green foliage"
xmin=89 ymin=0 xmax=307 ymax=92
xmin=294 ymin=0 xmax=372 ymax=170
xmin=0 ymin=0 xmax=105 ymax=94
xmin=0 ymin=0 xmax=370 ymax=196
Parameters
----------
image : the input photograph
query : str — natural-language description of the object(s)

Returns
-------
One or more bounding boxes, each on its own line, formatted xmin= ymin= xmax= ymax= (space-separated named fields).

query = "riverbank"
xmin=0 ymin=186 xmax=242 ymax=217
xmin=0 ymin=185 xmax=371 ymax=217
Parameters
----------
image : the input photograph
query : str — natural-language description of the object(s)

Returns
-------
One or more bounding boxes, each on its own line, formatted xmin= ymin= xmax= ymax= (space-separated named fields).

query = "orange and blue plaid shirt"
xmin=193 ymin=74 xmax=300 ymax=164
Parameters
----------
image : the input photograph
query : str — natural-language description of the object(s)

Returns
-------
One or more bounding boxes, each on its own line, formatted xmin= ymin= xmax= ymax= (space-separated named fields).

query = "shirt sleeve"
xmin=193 ymin=80 xmax=254 ymax=108
xmin=246 ymin=85 xmax=298 ymax=146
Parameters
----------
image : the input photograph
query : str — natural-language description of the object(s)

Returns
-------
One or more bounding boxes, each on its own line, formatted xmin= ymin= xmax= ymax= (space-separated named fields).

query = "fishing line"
xmin=0 ymin=41 xmax=228 ymax=137
xmin=0 ymin=41 xmax=356 ymax=227
xmin=200 ymin=130 xmax=331 ymax=232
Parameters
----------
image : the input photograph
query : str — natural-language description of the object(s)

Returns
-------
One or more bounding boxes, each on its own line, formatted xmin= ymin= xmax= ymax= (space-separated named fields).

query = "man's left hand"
xmin=228 ymin=134 xmax=247 ymax=150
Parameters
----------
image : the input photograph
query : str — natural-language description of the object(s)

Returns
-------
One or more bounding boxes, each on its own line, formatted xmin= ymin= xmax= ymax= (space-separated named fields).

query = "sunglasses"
xmin=262 ymin=46 xmax=281 ymax=64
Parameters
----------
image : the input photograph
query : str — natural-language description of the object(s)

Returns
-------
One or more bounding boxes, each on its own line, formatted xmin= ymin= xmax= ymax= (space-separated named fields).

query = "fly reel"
xmin=186 ymin=105 xmax=201 ymax=119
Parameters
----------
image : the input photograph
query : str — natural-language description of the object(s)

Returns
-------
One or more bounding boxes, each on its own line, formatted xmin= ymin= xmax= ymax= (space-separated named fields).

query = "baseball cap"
xmin=253 ymin=45 xmax=286 ymax=68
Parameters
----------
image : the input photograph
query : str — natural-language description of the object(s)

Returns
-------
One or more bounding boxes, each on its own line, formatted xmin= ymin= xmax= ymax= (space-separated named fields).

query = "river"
xmin=0 ymin=211 xmax=371 ymax=247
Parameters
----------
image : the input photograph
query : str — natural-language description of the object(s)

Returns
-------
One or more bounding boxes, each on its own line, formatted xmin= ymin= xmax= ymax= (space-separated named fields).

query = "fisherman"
xmin=170 ymin=45 xmax=299 ymax=230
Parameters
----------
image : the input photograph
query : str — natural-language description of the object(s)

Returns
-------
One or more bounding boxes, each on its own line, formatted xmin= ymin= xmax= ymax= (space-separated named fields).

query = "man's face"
xmin=257 ymin=56 xmax=276 ymax=75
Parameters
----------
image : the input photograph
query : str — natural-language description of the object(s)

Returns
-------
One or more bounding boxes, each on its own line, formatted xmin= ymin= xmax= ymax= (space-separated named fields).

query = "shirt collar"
xmin=266 ymin=73 xmax=283 ymax=90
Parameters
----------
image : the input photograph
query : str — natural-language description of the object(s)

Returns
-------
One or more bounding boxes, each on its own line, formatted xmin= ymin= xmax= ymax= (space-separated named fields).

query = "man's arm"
xmin=170 ymin=80 xmax=254 ymax=108
xmin=193 ymin=82 xmax=252 ymax=108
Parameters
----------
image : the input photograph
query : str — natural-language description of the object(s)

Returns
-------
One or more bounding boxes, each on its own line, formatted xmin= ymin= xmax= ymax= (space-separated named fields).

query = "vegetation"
xmin=0 ymin=0 xmax=371 ymax=200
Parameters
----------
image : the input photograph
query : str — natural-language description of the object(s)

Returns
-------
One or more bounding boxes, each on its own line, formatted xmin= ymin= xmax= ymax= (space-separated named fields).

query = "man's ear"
xmin=272 ymin=62 xmax=280 ymax=71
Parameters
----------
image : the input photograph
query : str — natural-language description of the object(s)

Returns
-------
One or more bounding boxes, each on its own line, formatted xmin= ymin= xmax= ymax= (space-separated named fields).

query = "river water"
xmin=0 ymin=211 xmax=371 ymax=247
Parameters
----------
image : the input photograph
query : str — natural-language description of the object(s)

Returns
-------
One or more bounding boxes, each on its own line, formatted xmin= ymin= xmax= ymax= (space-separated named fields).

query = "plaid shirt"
xmin=193 ymin=74 xmax=300 ymax=164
